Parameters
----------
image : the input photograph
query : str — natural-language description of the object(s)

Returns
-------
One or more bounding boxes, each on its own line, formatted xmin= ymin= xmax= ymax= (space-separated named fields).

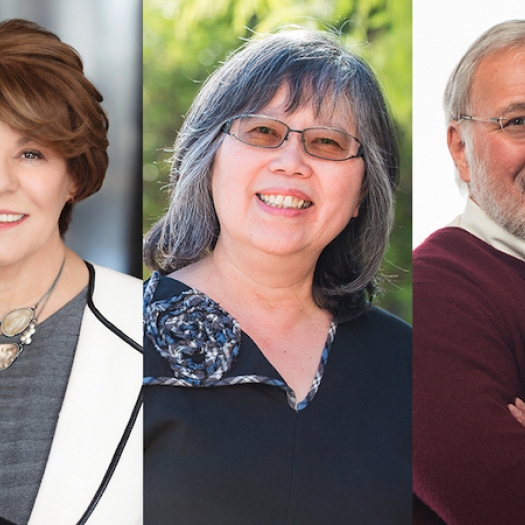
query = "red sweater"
xmin=413 ymin=227 xmax=525 ymax=525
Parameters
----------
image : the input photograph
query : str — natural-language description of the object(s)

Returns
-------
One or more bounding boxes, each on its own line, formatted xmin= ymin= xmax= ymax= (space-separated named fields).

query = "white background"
xmin=413 ymin=1 xmax=525 ymax=247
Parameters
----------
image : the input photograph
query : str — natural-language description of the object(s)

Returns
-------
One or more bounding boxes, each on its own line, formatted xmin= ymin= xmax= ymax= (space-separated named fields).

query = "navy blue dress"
xmin=144 ymin=274 xmax=411 ymax=524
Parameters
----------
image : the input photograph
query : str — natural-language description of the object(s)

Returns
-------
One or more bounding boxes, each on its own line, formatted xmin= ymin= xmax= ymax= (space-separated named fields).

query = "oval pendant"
xmin=1 ymin=307 xmax=34 ymax=337
xmin=0 ymin=343 xmax=22 ymax=371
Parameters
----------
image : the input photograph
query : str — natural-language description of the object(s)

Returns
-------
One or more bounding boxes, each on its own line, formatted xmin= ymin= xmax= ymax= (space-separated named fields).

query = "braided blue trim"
xmin=143 ymin=375 xmax=286 ymax=389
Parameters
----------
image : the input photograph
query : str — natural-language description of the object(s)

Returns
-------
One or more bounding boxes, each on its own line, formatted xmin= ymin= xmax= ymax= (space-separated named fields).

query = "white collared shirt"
xmin=448 ymin=198 xmax=525 ymax=262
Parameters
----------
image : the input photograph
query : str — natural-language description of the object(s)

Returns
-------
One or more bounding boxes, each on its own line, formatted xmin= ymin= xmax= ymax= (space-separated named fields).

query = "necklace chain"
xmin=0 ymin=256 xmax=67 ymax=371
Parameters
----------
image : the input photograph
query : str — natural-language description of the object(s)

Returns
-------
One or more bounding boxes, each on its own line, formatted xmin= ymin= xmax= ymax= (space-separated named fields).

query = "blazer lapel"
xmin=28 ymin=265 xmax=142 ymax=525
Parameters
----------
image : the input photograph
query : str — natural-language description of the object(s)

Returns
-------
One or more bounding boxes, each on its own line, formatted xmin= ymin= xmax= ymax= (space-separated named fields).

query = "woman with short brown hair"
xmin=0 ymin=19 xmax=142 ymax=525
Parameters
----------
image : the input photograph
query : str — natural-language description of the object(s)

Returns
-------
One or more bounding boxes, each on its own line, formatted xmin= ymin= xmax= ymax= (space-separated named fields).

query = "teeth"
xmin=257 ymin=194 xmax=312 ymax=210
xmin=0 ymin=214 xmax=24 ymax=223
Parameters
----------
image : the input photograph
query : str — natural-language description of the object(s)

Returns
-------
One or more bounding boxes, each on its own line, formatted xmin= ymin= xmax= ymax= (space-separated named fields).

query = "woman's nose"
xmin=0 ymin=158 xmax=18 ymax=192
xmin=268 ymin=132 xmax=313 ymax=177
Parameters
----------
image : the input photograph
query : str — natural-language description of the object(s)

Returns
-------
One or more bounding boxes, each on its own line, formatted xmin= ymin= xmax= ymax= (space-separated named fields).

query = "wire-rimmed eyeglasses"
xmin=222 ymin=114 xmax=364 ymax=161
xmin=459 ymin=107 xmax=525 ymax=138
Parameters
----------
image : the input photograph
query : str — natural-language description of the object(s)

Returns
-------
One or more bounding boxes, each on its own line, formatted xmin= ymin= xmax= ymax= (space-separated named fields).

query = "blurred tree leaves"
xmin=143 ymin=0 xmax=412 ymax=322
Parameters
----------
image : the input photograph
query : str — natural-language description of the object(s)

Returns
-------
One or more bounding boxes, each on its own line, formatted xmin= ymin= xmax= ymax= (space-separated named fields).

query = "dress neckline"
xmin=144 ymin=271 xmax=337 ymax=411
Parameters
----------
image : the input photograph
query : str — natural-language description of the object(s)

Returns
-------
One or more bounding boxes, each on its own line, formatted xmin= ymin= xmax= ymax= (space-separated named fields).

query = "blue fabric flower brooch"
xmin=144 ymin=272 xmax=241 ymax=386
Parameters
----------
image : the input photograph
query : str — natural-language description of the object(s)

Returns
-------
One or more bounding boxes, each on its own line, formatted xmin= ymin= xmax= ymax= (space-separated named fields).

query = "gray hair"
xmin=144 ymin=29 xmax=398 ymax=322
xmin=444 ymin=20 xmax=525 ymax=124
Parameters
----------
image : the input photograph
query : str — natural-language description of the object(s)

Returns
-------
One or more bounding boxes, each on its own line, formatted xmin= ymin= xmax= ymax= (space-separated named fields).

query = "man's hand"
xmin=508 ymin=398 xmax=525 ymax=427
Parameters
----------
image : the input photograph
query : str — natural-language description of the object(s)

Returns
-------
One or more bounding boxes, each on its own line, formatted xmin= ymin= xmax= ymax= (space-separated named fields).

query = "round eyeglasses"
xmin=459 ymin=107 xmax=525 ymax=138
xmin=222 ymin=114 xmax=364 ymax=161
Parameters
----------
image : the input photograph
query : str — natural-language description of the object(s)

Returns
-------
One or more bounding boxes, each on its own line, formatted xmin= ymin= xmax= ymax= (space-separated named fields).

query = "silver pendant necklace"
xmin=0 ymin=257 xmax=66 ymax=371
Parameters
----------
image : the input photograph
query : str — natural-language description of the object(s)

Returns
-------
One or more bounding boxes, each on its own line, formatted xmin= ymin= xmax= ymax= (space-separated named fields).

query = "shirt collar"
xmin=449 ymin=198 xmax=525 ymax=262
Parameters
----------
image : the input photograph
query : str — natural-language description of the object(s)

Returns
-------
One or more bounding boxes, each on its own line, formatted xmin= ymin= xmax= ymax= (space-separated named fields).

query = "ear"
xmin=65 ymin=175 xmax=78 ymax=203
xmin=447 ymin=123 xmax=471 ymax=183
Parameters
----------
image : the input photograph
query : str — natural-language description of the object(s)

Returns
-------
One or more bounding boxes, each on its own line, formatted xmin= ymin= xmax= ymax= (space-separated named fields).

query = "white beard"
xmin=466 ymin=142 xmax=525 ymax=240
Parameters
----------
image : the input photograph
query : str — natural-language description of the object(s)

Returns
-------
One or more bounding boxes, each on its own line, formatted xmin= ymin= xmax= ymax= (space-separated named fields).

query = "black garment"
xmin=144 ymin=276 xmax=412 ymax=525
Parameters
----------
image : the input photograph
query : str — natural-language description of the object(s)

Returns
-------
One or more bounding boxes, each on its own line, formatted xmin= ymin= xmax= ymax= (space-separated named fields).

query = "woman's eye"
xmin=252 ymin=126 xmax=275 ymax=135
xmin=318 ymin=137 xmax=338 ymax=146
xmin=312 ymin=137 xmax=342 ymax=149
xmin=21 ymin=150 xmax=44 ymax=160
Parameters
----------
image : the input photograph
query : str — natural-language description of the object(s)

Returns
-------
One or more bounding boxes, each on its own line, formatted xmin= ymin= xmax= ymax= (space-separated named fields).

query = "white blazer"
xmin=27 ymin=264 xmax=143 ymax=525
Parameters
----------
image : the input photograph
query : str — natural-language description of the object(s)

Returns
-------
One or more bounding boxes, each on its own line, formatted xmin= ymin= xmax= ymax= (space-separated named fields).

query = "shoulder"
xmin=87 ymin=263 xmax=142 ymax=346
xmin=342 ymin=306 xmax=411 ymax=338
xmin=414 ymin=227 xmax=484 ymax=265
xmin=144 ymin=271 xmax=190 ymax=302
xmin=414 ymin=228 xmax=499 ymax=293
xmin=330 ymin=307 xmax=411 ymax=403
xmin=414 ymin=227 xmax=525 ymax=294
xmin=413 ymin=226 xmax=523 ymax=274
xmin=91 ymin=263 xmax=142 ymax=309
xmin=92 ymin=263 xmax=142 ymax=293
xmin=412 ymin=227 xmax=525 ymax=361
xmin=337 ymin=306 xmax=411 ymax=365
xmin=413 ymin=229 xmax=489 ymax=320
xmin=143 ymin=273 xmax=237 ymax=379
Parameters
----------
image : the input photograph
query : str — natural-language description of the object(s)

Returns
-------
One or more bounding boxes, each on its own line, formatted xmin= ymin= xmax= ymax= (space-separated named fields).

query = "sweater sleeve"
xmin=413 ymin=230 xmax=525 ymax=525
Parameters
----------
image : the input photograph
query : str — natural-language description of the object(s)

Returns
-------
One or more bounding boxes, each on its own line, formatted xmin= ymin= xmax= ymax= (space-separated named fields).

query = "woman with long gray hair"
xmin=143 ymin=29 xmax=411 ymax=524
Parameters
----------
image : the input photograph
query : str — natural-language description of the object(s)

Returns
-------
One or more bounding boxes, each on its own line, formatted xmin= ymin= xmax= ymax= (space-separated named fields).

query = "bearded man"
xmin=413 ymin=20 xmax=525 ymax=525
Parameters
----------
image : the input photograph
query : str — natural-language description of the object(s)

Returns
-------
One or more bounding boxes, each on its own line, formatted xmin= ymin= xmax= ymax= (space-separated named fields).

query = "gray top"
xmin=0 ymin=288 xmax=87 ymax=525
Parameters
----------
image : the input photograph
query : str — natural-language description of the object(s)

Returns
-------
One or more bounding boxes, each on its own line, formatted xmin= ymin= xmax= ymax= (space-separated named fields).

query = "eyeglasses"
xmin=222 ymin=114 xmax=364 ymax=161
xmin=459 ymin=107 xmax=525 ymax=138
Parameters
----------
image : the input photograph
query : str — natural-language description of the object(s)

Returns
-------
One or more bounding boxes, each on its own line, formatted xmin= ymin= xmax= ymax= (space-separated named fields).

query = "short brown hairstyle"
xmin=0 ymin=19 xmax=109 ymax=234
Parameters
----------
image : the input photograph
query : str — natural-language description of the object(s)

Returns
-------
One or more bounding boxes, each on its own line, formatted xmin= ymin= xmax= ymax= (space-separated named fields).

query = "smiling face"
xmin=211 ymin=87 xmax=366 ymax=263
xmin=449 ymin=46 xmax=525 ymax=239
xmin=0 ymin=120 xmax=75 ymax=269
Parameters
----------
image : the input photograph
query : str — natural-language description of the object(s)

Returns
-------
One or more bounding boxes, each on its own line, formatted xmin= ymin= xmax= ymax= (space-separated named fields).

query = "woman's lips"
xmin=256 ymin=193 xmax=313 ymax=210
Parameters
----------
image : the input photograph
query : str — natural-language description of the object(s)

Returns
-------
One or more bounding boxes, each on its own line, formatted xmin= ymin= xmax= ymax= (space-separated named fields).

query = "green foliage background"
xmin=143 ymin=0 xmax=412 ymax=323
